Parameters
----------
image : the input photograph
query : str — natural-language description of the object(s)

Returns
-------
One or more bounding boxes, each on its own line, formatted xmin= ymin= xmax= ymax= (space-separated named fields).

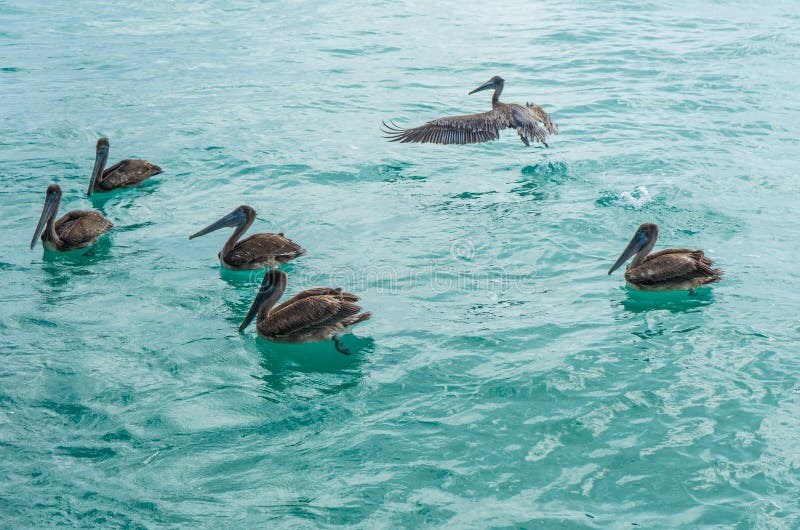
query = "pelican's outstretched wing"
xmin=381 ymin=110 xmax=510 ymax=145
xmin=509 ymin=103 xmax=559 ymax=147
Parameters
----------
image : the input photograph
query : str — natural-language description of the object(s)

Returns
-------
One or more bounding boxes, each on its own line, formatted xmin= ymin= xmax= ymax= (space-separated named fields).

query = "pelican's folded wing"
xmin=55 ymin=210 xmax=113 ymax=246
xmin=265 ymin=296 xmax=362 ymax=337
xmin=627 ymin=252 xmax=719 ymax=285
xmin=227 ymin=233 xmax=305 ymax=268
xmin=101 ymin=159 xmax=162 ymax=189
xmin=274 ymin=288 xmax=360 ymax=313
xmin=644 ymin=248 xmax=714 ymax=267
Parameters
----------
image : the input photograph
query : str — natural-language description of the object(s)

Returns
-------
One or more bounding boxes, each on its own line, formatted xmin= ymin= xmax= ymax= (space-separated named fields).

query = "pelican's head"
xmin=608 ymin=223 xmax=659 ymax=275
xmin=189 ymin=205 xmax=255 ymax=239
xmin=239 ymin=268 xmax=289 ymax=332
xmin=469 ymin=75 xmax=505 ymax=95
xmin=87 ymin=137 xmax=110 ymax=196
xmin=31 ymin=184 xmax=63 ymax=249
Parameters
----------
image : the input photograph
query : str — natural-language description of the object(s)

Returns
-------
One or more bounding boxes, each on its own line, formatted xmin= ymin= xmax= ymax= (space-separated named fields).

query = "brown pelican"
xmin=189 ymin=205 xmax=306 ymax=270
xmin=239 ymin=269 xmax=372 ymax=354
xmin=87 ymin=138 xmax=162 ymax=196
xmin=608 ymin=223 xmax=723 ymax=291
xmin=30 ymin=184 xmax=113 ymax=251
xmin=381 ymin=75 xmax=558 ymax=147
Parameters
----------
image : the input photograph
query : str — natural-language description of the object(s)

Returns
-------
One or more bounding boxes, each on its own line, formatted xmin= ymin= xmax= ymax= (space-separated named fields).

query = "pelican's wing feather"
xmin=265 ymin=296 xmax=362 ymax=337
xmin=274 ymin=288 xmax=359 ymax=313
xmin=55 ymin=210 xmax=113 ymax=247
xmin=227 ymin=233 xmax=305 ymax=268
xmin=644 ymin=248 xmax=714 ymax=267
xmin=509 ymin=103 xmax=558 ymax=147
xmin=100 ymin=159 xmax=162 ymax=189
xmin=524 ymin=102 xmax=559 ymax=134
xmin=628 ymin=251 xmax=721 ymax=285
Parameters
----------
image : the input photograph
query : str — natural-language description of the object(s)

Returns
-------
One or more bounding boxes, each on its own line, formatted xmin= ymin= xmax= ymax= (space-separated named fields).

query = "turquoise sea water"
xmin=2 ymin=0 xmax=800 ymax=527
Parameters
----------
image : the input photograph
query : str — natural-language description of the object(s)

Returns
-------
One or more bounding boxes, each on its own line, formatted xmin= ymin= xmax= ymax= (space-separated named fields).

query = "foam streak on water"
xmin=1 ymin=1 xmax=799 ymax=527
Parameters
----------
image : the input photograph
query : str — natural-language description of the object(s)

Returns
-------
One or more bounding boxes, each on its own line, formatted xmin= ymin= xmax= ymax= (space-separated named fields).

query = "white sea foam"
xmin=619 ymin=185 xmax=653 ymax=209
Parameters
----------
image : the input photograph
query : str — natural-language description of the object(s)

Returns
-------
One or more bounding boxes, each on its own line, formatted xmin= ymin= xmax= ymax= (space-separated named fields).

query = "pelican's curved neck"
xmin=222 ymin=211 xmax=255 ymax=256
xmin=630 ymin=232 xmax=657 ymax=268
xmin=96 ymin=158 xmax=107 ymax=187
xmin=491 ymin=83 xmax=504 ymax=108
xmin=258 ymin=280 xmax=286 ymax=322
xmin=45 ymin=197 xmax=62 ymax=248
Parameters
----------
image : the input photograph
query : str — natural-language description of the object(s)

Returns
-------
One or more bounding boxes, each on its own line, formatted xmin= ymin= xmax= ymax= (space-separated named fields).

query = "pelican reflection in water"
xmin=239 ymin=269 xmax=372 ymax=354
xmin=382 ymin=75 xmax=558 ymax=147
xmin=608 ymin=223 xmax=722 ymax=291
xmin=31 ymin=184 xmax=113 ymax=251
xmin=189 ymin=205 xmax=306 ymax=271
xmin=87 ymin=138 xmax=162 ymax=196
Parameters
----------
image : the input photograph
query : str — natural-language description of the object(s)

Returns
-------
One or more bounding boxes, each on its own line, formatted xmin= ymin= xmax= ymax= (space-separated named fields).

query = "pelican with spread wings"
xmin=382 ymin=75 xmax=558 ymax=147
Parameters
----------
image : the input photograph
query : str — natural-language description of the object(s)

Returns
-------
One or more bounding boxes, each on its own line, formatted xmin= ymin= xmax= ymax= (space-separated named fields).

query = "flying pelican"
xmin=189 ymin=205 xmax=306 ymax=270
xmin=381 ymin=75 xmax=558 ymax=147
xmin=608 ymin=223 xmax=723 ymax=291
xmin=30 ymin=184 xmax=113 ymax=251
xmin=87 ymin=138 xmax=162 ymax=196
xmin=239 ymin=269 xmax=372 ymax=354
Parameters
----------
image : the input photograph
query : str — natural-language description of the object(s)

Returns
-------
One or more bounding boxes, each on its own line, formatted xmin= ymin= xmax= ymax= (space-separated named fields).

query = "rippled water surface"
xmin=2 ymin=1 xmax=800 ymax=527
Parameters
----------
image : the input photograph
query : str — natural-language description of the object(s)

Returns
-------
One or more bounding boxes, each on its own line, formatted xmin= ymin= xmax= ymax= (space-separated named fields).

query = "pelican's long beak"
xmin=87 ymin=141 xmax=110 ymax=197
xmin=189 ymin=209 xmax=243 ymax=239
xmin=469 ymin=78 xmax=495 ymax=95
xmin=239 ymin=271 xmax=279 ymax=332
xmin=30 ymin=191 xmax=60 ymax=249
xmin=608 ymin=230 xmax=648 ymax=275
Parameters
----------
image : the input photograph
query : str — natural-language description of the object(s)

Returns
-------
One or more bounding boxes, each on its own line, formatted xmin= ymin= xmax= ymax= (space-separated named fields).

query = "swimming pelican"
xmin=30 ymin=184 xmax=113 ymax=251
xmin=239 ymin=269 xmax=372 ymax=354
xmin=87 ymin=138 xmax=162 ymax=196
xmin=608 ymin=223 xmax=723 ymax=291
xmin=381 ymin=75 xmax=558 ymax=147
xmin=189 ymin=205 xmax=306 ymax=270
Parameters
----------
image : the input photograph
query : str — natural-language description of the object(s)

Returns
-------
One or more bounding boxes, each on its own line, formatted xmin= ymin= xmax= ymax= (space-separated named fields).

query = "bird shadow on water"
xmin=247 ymin=335 xmax=376 ymax=397
xmin=33 ymin=243 xmax=113 ymax=305
xmin=36 ymin=237 xmax=113 ymax=268
xmin=616 ymin=286 xmax=716 ymax=314
xmin=218 ymin=262 xmax=302 ymax=288
xmin=219 ymin=266 xmax=262 ymax=287
xmin=88 ymin=180 xmax=163 ymax=209
xmin=363 ymin=161 xmax=425 ymax=183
